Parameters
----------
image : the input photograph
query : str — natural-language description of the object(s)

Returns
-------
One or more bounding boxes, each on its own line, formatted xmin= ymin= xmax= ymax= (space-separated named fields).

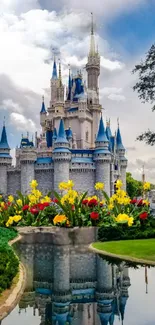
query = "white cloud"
xmin=101 ymin=57 xmax=124 ymax=71
xmin=108 ymin=94 xmax=126 ymax=101
xmin=10 ymin=112 xmax=36 ymax=132
xmin=1 ymin=99 xmax=23 ymax=113
xmin=100 ymin=87 xmax=126 ymax=102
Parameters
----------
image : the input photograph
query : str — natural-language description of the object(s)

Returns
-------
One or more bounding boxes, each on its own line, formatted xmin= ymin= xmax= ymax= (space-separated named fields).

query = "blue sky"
xmin=105 ymin=1 xmax=155 ymax=56
xmin=0 ymin=0 xmax=155 ymax=181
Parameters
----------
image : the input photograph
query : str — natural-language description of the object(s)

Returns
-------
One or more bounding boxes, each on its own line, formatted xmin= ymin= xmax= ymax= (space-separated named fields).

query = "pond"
xmin=2 ymin=239 xmax=155 ymax=325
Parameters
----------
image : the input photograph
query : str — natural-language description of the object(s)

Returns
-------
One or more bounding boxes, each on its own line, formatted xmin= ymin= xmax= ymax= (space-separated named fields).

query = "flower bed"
xmin=0 ymin=179 xmax=153 ymax=241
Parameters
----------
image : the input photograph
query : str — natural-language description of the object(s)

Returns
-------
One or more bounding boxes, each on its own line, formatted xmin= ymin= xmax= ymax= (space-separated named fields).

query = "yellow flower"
xmin=6 ymin=216 xmax=14 ymax=227
xmin=8 ymin=195 xmax=14 ymax=203
xmin=16 ymin=199 xmax=22 ymax=206
xmin=128 ymin=217 xmax=134 ymax=227
xmin=143 ymin=182 xmax=150 ymax=191
xmin=28 ymin=194 xmax=37 ymax=205
xmin=116 ymin=180 xmax=123 ymax=189
xmin=59 ymin=182 xmax=68 ymax=191
xmin=13 ymin=215 xmax=22 ymax=223
xmin=53 ymin=214 xmax=68 ymax=225
xmin=1 ymin=202 xmax=5 ymax=208
xmin=95 ymin=182 xmax=104 ymax=190
xmin=100 ymin=199 xmax=105 ymax=205
xmin=108 ymin=203 xmax=114 ymax=210
xmin=116 ymin=213 xmax=129 ymax=222
xmin=67 ymin=180 xmax=74 ymax=189
xmin=143 ymin=199 xmax=150 ymax=206
xmin=32 ymin=189 xmax=42 ymax=198
xmin=40 ymin=196 xmax=51 ymax=203
xmin=30 ymin=180 xmax=38 ymax=189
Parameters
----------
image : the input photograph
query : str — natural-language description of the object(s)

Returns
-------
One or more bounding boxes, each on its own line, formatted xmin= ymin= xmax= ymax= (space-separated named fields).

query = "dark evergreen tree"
xmin=133 ymin=44 xmax=155 ymax=145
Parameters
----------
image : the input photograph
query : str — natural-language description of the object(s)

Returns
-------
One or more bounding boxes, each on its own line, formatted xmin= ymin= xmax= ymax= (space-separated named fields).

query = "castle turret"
xmin=106 ymin=120 xmax=114 ymax=196
xmin=116 ymin=120 xmax=127 ymax=190
xmin=86 ymin=13 xmax=101 ymax=146
xmin=53 ymin=119 xmax=71 ymax=190
xmin=0 ymin=122 xmax=12 ymax=194
xmin=20 ymin=145 xmax=37 ymax=194
xmin=49 ymin=57 xmax=59 ymax=108
xmin=94 ymin=115 xmax=111 ymax=195
xmin=40 ymin=96 xmax=47 ymax=129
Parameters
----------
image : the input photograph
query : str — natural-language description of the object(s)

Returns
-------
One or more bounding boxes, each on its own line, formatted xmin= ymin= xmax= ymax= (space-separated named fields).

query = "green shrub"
xmin=98 ymin=223 xmax=155 ymax=242
xmin=0 ymin=227 xmax=19 ymax=294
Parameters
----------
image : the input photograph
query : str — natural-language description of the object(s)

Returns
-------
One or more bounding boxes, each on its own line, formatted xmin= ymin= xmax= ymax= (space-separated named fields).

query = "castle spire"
xmin=0 ymin=119 xmax=10 ymax=149
xmin=58 ymin=59 xmax=62 ymax=87
xmin=89 ymin=12 xmax=96 ymax=57
xmin=96 ymin=114 xmax=108 ymax=143
xmin=116 ymin=121 xmax=125 ymax=150
xmin=52 ymin=55 xmax=58 ymax=80
xmin=67 ymin=65 xmax=72 ymax=101
xmin=40 ymin=95 xmax=46 ymax=113
xmin=55 ymin=119 xmax=68 ymax=144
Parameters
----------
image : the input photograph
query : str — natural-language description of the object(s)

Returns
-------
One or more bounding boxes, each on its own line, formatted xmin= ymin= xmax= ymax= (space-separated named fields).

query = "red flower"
xmin=82 ymin=199 xmax=88 ymax=205
xmin=139 ymin=212 xmax=148 ymax=220
xmin=37 ymin=203 xmax=45 ymax=211
xmin=30 ymin=207 xmax=38 ymax=215
xmin=88 ymin=199 xmax=98 ymax=207
xmin=53 ymin=198 xmax=58 ymax=204
xmin=72 ymin=205 xmax=75 ymax=211
xmin=22 ymin=205 xmax=29 ymax=211
xmin=90 ymin=212 xmax=99 ymax=220
xmin=43 ymin=202 xmax=50 ymax=207
xmin=130 ymin=199 xmax=137 ymax=204
xmin=137 ymin=199 xmax=143 ymax=206
xmin=3 ymin=204 xmax=8 ymax=210
xmin=7 ymin=202 xmax=11 ymax=206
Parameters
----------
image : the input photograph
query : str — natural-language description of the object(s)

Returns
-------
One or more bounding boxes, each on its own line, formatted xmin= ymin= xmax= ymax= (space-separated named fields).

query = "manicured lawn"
xmin=92 ymin=239 xmax=155 ymax=263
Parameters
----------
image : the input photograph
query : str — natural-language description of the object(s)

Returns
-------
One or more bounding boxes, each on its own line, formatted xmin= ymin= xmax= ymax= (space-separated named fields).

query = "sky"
xmin=0 ymin=0 xmax=155 ymax=182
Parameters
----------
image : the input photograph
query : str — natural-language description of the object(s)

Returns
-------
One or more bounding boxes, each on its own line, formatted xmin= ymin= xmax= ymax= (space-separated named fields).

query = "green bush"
xmin=98 ymin=223 xmax=155 ymax=242
xmin=0 ymin=227 xmax=19 ymax=294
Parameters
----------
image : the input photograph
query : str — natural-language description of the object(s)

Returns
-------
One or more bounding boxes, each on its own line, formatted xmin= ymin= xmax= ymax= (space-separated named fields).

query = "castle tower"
xmin=49 ymin=57 xmax=59 ymax=109
xmin=86 ymin=13 xmax=100 ymax=99
xmin=86 ymin=13 xmax=101 ymax=146
xmin=0 ymin=121 xmax=12 ymax=194
xmin=57 ymin=60 xmax=64 ymax=103
xmin=116 ymin=121 xmax=127 ymax=190
xmin=94 ymin=115 xmax=111 ymax=195
xmin=20 ymin=146 xmax=37 ymax=194
xmin=53 ymin=119 xmax=71 ymax=190
xmin=106 ymin=119 xmax=115 ymax=196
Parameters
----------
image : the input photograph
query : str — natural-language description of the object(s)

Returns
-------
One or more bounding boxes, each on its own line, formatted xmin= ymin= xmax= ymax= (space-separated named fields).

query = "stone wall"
xmin=70 ymin=169 xmax=95 ymax=194
xmin=7 ymin=170 xmax=21 ymax=194
xmin=35 ymin=169 xmax=54 ymax=193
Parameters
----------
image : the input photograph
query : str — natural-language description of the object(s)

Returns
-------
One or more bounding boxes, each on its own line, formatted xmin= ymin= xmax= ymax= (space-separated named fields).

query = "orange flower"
xmin=53 ymin=214 xmax=68 ymax=225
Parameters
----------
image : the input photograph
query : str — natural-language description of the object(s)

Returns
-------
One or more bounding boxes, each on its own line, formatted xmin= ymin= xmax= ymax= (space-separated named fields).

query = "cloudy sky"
xmin=0 ymin=0 xmax=155 ymax=182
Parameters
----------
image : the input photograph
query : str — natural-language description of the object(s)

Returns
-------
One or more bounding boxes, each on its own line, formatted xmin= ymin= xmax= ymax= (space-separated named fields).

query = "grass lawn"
xmin=92 ymin=239 xmax=155 ymax=263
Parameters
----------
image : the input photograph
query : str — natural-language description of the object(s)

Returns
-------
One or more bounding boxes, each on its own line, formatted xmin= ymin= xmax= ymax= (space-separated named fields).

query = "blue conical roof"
xmin=0 ymin=125 xmax=10 ymax=149
xmin=53 ymin=127 xmax=57 ymax=140
xmin=67 ymin=70 xmax=72 ymax=101
xmin=55 ymin=119 xmax=68 ymax=143
xmin=106 ymin=125 xmax=112 ymax=140
xmin=116 ymin=127 xmax=125 ymax=150
xmin=96 ymin=115 xmax=108 ymax=143
xmin=119 ymin=296 xmax=128 ymax=322
xmin=40 ymin=97 xmax=46 ymax=113
xmin=52 ymin=58 xmax=58 ymax=80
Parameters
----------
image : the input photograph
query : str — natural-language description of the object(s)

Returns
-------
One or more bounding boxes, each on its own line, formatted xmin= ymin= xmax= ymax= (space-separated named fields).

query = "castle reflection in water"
xmin=14 ymin=238 xmax=130 ymax=325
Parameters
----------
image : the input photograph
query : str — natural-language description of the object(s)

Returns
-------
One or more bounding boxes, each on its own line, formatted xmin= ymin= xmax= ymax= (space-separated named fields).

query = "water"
xmin=2 ymin=241 xmax=155 ymax=325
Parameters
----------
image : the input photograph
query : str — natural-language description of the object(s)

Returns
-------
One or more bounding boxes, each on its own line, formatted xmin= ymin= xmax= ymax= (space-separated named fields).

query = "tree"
xmin=133 ymin=44 xmax=155 ymax=145
xmin=126 ymin=172 xmax=143 ymax=198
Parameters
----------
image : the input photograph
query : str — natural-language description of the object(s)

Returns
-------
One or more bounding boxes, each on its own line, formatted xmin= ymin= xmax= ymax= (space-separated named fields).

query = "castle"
xmin=0 ymin=14 xmax=127 ymax=196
